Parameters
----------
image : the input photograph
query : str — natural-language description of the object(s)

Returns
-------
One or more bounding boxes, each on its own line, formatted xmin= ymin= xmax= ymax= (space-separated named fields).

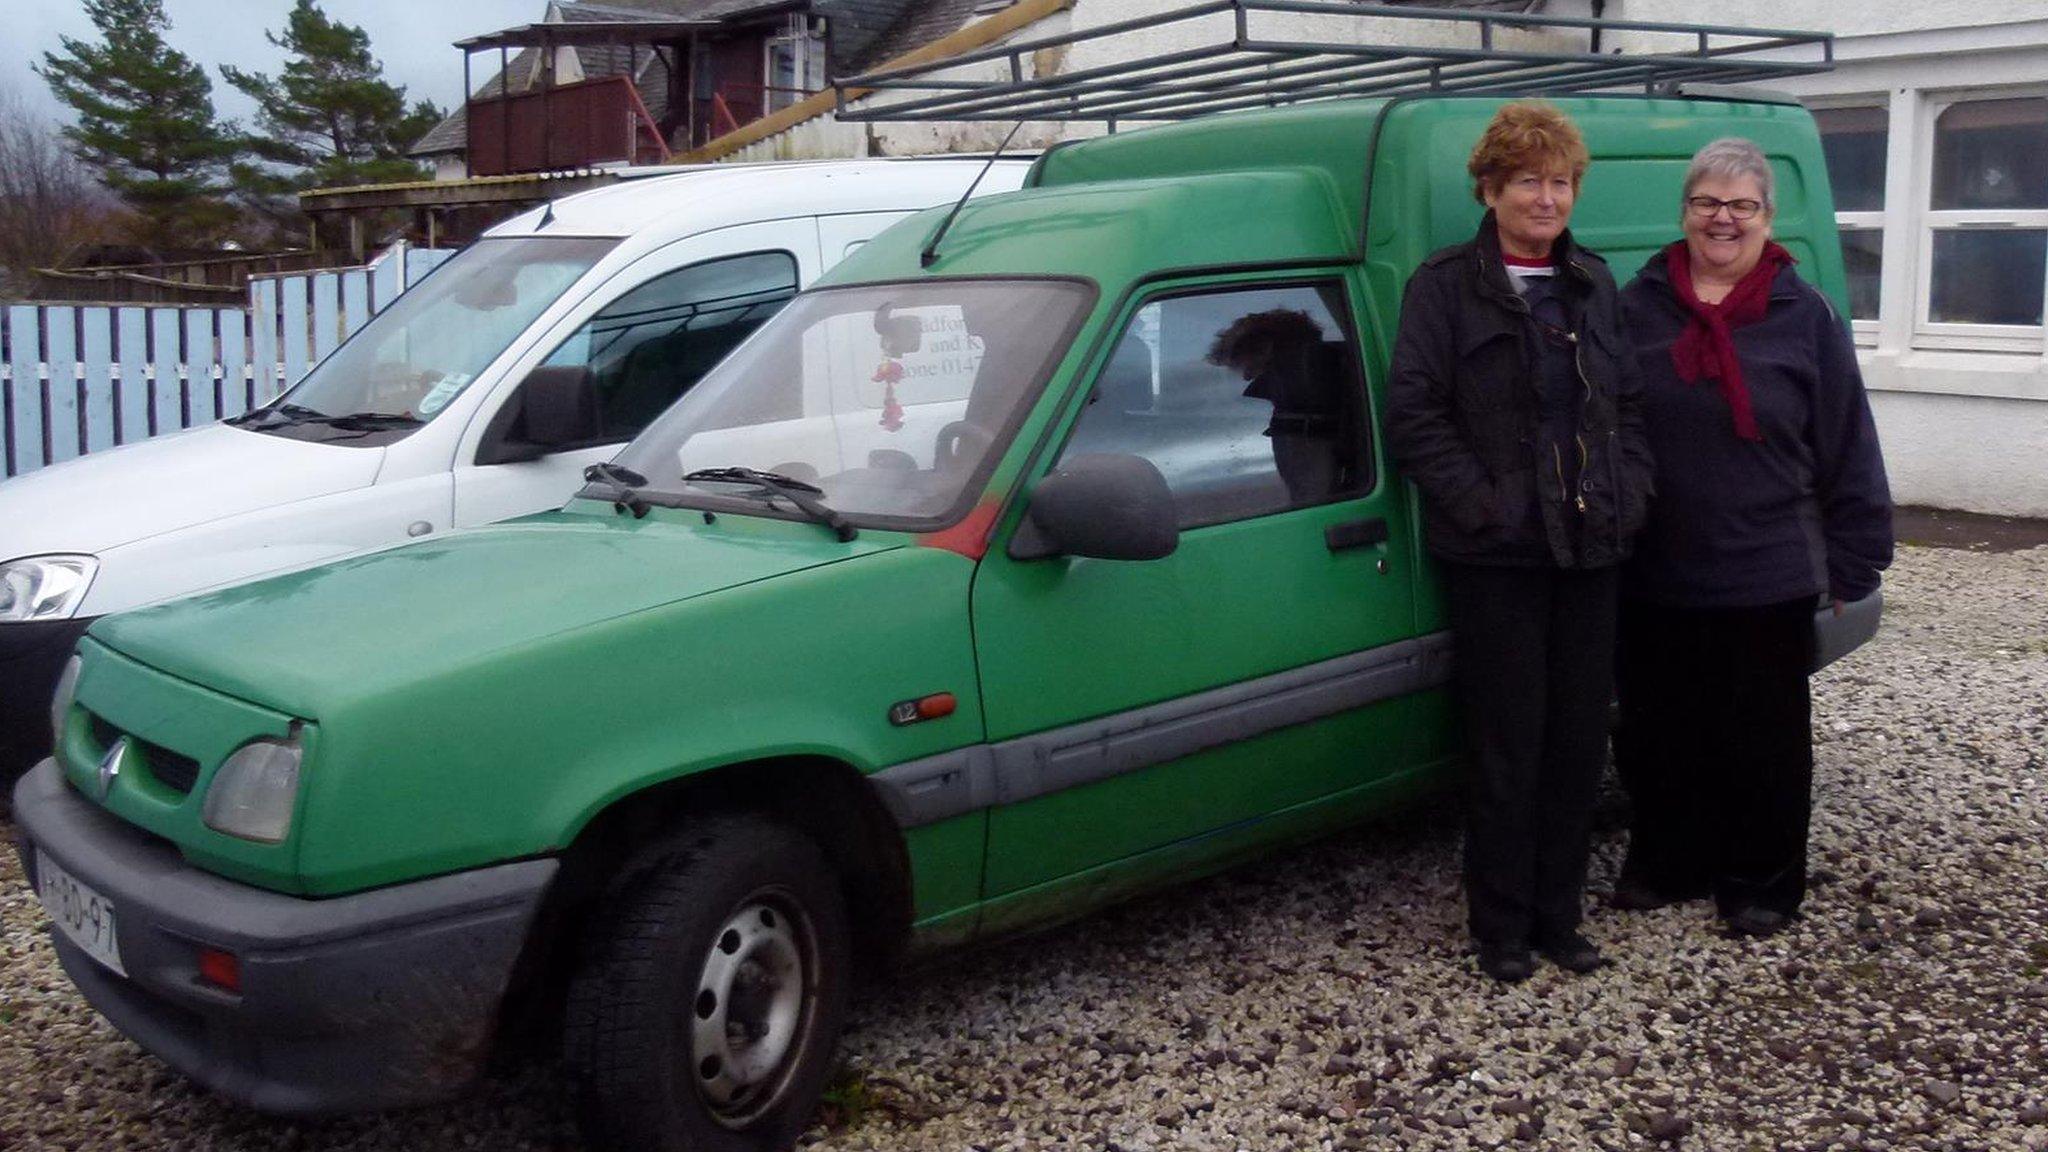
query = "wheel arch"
xmin=501 ymin=755 xmax=915 ymax=1034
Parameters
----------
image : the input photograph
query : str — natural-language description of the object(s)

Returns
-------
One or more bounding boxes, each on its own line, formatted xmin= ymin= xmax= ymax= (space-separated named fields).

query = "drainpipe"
xmin=1590 ymin=0 xmax=1606 ymax=55
xmin=541 ymin=27 xmax=554 ymax=170
xmin=687 ymin=32 xmax=700 ymax=149
xmin=500 ymin=45 xmax=512 ymax=177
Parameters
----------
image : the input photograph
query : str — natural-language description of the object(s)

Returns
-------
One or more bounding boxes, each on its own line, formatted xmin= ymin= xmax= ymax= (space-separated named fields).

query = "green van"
xmin=14 ymin=92 xmax=1858 ymax=1150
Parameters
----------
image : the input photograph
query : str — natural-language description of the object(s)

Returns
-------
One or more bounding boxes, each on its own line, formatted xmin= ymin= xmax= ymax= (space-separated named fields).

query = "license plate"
xmin=36 ymin=849 xmax=126 ymax=977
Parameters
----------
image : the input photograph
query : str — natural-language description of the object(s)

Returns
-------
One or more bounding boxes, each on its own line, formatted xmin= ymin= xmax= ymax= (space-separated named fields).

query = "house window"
xmin=767 ymin=19 xmax=826 ymax=112
xmin=1919 ymin=96 xmax=2048 ymax=347
xmin=1813 ymin=106 xmax=1887 ymax=328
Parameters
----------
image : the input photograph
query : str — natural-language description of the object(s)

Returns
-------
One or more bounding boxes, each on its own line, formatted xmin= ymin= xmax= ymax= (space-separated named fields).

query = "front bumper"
xmin=10 ymin=760 xmax=558 ymax=1117
xmin=0 ymin=616 xmax=95 ymax=795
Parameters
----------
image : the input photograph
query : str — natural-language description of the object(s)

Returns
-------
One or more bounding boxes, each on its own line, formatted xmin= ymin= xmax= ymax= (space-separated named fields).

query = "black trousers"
xmin=1443 ymin=562 xmax=1617 ymax=947
xmin=1614 ymin=596 xmax=1815 ymax=917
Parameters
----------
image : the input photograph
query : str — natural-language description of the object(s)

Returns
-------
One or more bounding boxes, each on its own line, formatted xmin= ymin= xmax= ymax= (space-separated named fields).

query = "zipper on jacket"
xmin=1560 ymin=274 xmax=1594 ymax=515
xmin=1552 ymin=442 xmax=1577 ymax=512
xmin=1575 ymin=434 xmax=1590 ymax=513
xmin=1569 ymin=327 xmax=1593 ymax=406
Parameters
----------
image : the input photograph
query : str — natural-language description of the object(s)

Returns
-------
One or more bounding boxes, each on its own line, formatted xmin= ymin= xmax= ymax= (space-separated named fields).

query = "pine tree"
xmin=222 ymin=0 xmax=444 ymax=231
xmin=36 ymin=0 xmax=239 ymax=249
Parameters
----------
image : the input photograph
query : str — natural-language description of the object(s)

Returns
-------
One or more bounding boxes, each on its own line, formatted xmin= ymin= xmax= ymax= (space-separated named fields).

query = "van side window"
xmin=1058 ymin=281 xmax=1371 ymax=528
xmin=543 ymin=250 xmax=799 ymax=442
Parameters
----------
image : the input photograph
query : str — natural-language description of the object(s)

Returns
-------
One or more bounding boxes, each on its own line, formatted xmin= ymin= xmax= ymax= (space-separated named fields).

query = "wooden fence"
xmin=1 ymin=244 xmax=455 ymax=479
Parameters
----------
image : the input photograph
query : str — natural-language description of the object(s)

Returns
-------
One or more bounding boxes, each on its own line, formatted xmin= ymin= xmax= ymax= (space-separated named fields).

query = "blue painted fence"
xmin=1 ymin=244 xmax=454 ymax=479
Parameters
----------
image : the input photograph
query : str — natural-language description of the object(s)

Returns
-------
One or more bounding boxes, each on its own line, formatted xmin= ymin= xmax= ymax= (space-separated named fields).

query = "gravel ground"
xmin=3 ymin=542 xmax=2044 ymax=1151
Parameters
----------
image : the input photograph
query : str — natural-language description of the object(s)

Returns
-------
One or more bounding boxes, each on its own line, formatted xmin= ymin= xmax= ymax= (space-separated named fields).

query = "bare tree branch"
xmin=0 ymin=87 xmax=124 ymax=297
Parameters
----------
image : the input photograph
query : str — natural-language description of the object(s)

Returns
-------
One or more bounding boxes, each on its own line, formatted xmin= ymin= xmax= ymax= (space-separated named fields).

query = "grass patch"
xmin=817 ymin=1068 xmax=890 ymax=1132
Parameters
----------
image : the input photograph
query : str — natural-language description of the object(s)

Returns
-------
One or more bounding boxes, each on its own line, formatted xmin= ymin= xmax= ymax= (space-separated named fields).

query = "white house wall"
xmin=1617 ymin=5 xmax=2048 ymax=517
xmin=1609 ymin=0 xmax=2048 ymax=40
xmin=1869 ymin=391 xmax=2048 ymax=516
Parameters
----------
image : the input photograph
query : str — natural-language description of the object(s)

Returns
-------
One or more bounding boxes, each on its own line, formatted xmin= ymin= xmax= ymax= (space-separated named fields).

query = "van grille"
xmin=83 ymin=713 xmax=203 ymax=796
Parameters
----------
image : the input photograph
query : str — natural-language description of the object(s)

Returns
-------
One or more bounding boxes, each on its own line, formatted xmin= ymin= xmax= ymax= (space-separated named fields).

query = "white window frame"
xmin=764 ymin=17 xmax=827 ymax=113
xmin=1836 ymin=221 xmax=1884 ymax=346
xmin=1912 ymin=88 xmax=2048 ymax=353
xmin=1810 ymin=98 xmax=1891 ymax=348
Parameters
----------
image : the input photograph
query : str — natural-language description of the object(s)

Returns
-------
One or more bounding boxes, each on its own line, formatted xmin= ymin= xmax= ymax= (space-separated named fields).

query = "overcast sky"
xmin=4 ymin=1 xmax=546 ymax=128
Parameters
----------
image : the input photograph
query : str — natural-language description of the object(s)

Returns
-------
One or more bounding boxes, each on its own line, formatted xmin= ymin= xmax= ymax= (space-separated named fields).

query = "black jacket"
xmin=1387 ymin=216 xmax=1655 ymax=569
xmin=1620 ymin=255 xmax=1893 ymax=607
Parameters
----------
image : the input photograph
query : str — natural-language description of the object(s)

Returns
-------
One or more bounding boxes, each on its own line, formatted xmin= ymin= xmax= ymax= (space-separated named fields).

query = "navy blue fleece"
xmin=1619 ymin=259 xmax=1893 ymax=607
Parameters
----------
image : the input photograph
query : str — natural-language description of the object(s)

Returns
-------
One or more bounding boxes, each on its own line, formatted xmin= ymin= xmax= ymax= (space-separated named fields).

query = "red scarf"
xmin=1664 ymin=240 xmax=1794 ymax=442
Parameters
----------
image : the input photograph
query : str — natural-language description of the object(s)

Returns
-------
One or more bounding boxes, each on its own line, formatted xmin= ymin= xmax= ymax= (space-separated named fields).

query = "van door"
xmin=970 ymin=276 xmax=1431 ymax=900
xmin=450 ymin=223 xmax=817 ymax=528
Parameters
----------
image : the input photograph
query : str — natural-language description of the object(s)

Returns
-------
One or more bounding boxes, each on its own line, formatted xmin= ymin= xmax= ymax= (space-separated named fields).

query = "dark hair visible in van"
xmin=1206 ymin=308 xmax=1325 ymax=370
xmin=1466 ymin=101 xmax=1591 ymax=203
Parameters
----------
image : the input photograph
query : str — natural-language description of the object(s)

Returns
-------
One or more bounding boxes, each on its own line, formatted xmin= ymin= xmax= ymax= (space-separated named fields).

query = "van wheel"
xmin=564 ymin=816 xmax=851 ymax=1152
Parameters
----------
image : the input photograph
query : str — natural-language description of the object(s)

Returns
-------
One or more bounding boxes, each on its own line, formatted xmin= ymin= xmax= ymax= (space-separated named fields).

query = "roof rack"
xmin=831 ymin=0 xmax=1831 ymax=126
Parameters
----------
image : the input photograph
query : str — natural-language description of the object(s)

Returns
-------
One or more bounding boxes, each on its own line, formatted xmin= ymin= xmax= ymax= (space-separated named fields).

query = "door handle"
xmin=1325 ymin=517 xmax=1389 ymax=552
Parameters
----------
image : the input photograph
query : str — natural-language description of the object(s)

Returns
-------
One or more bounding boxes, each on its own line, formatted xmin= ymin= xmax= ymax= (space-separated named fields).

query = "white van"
xmin=0 ymin=157 xmax=1028 ymax=790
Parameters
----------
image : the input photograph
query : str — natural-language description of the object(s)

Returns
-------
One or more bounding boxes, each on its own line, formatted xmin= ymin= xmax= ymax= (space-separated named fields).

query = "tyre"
xmin=565 ymin=815 xmax=852 ymax=1152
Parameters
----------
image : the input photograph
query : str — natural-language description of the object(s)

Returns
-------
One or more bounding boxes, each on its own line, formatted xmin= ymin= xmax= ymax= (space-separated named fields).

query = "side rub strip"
xmin=871 ymin=632 xmax=1454 ymax=828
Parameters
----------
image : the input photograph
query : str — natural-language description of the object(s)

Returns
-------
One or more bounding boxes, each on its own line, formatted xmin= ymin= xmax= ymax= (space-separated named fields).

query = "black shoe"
xmin=1477 ymin=941 xmax=1534 ymax=983
xmin=1723 ymin=906 xmax=1791 ymax=938
xmin=1536 ymin=931 xmax=1605 ymax=973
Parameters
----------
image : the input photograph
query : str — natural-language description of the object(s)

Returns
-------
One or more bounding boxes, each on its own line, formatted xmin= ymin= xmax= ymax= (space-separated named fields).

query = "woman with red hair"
xmin=1387 ymin=101 xmax=1656 ymax=982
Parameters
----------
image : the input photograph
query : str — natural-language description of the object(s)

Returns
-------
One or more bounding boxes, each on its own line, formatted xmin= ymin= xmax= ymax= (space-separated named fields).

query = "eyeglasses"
xmin=1685 ymin=195 xmax=1764 ymax=220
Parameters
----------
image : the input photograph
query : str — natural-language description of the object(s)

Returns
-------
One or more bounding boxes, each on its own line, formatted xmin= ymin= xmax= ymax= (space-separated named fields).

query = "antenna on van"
xmin=535 ymin=200 xmax=555 ymax=231
xmin=921 ymin=121 xmax=1026 ymax=269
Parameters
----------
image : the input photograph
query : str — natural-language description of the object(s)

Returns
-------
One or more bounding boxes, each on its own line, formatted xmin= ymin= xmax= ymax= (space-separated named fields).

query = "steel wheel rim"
xmin=687 ymin=890 xmax=816 ymax=1126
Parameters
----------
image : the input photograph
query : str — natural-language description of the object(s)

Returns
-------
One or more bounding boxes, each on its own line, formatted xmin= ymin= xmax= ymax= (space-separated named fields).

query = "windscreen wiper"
xmin=309 ymin=411 xmax=424 ymax=431
xmin=226 ymin=401 xmax=328 ymax=428
xmin=583 ymin=462 xmax=651 ymax=518
xmin=682 ymin=466 xmax=857 ymax=542
xmin=228 ymin=406 xmax=422 ymax=434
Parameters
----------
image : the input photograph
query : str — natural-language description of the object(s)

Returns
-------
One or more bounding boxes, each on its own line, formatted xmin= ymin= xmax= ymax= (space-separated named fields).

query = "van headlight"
xmin=0 ymin=555 xmax=97 ymax=622
xmin=203 ymin=734 xmax=304 ymax=844
xmin=51 ymin=655 xmax=82 ymax=748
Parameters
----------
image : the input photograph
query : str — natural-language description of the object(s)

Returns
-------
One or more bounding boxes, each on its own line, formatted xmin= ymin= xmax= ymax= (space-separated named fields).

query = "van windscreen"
xmin=603 ymin=278 xmax=1093 ymax=532
xmin=243 ymin=237 xmax=618 ymax=445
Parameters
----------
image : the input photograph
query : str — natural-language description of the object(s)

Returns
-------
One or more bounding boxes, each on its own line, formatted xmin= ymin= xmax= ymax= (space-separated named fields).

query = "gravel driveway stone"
xmin=4 ymin=542 xmax=2044 ymax=1151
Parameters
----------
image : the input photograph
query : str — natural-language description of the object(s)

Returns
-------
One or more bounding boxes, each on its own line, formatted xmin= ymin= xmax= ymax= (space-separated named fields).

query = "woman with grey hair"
xmin=1613 ymin=136 xmax=1894 ymax=937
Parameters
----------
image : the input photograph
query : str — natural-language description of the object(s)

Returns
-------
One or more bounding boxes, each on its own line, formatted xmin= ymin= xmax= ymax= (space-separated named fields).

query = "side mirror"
xmin=476 ymin=366 xmax=600 ymax=465
xmin=1009 ymin=453 xmax=1179 ymax=562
